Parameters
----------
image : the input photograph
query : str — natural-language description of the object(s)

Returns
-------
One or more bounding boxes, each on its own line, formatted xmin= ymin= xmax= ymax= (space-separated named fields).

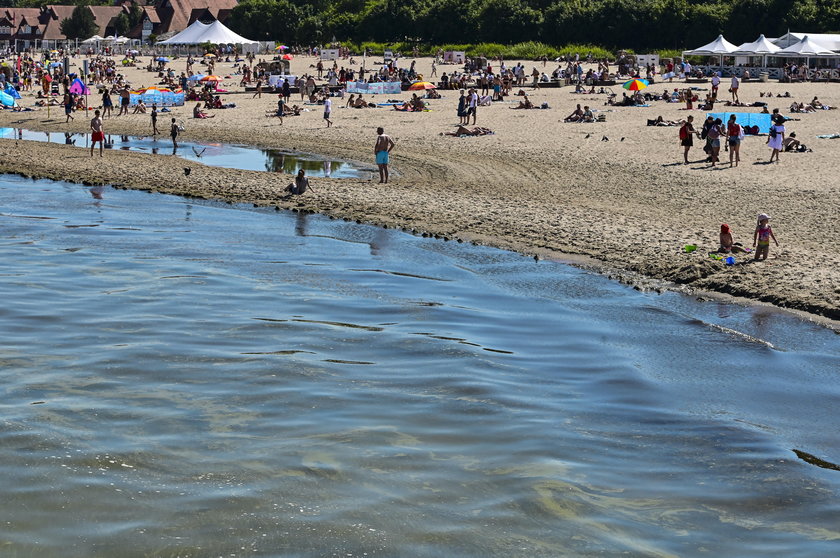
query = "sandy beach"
xmin=1 ymin=54 xmax=838 ymax=322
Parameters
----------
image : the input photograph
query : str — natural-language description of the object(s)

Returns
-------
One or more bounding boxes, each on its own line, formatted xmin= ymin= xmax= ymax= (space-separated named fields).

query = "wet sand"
xmin=1 ymin=55 xmax=838 ymax=322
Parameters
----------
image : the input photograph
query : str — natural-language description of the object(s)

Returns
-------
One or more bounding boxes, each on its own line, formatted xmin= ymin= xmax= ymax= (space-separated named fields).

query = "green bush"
xmin=359 ymin=41 xmax=386 ymax=55
xmin=467 ymin=43 xmax=507 ymax=58
xmin=656 ymin=49 xmax=684 ymax=60
xmin=553 ymin=44 xmax=615 ymax=60
xmin=506 ymin=41 xmax=556 ymax=60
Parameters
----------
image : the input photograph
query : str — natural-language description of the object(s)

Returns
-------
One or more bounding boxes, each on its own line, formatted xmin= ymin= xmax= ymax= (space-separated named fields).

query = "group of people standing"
xmin=679 ymin=112 xmax=788 ymax=166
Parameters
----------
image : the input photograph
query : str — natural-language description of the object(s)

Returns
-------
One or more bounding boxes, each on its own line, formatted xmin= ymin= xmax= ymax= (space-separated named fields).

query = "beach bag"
xmin=679 ymin=124 xmax=688 ymax=140
xmin=737 ymin=124 xmax=745 ymax=140
xmin=769 ymin=126 xmax=777 ymax=138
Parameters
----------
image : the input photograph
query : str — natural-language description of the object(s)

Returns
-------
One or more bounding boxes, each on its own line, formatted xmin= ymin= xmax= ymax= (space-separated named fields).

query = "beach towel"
xmin=707 ymin=112 xmax=772 ymax=132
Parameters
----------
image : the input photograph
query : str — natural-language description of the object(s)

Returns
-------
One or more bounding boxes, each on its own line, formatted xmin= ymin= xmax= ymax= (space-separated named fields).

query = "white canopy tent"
xmin=159 ymin=21 xmax=210 ymax=45
xmin=159 ymin=20 xmax=258 ymax=46
xmin=775 ymin=35 xmax=836 ymax=57
xmin=82 ymin=35 xmax=105 ymax=44
xmin=683 ymin=34 xmax=738 ymax=56
xmin=774 ymin=32 xmax=840 ymax=51
xmin=733 ymin=34 xmax=781 ymax=55
xmin=733 ymin=34 xmax=781 ymax=68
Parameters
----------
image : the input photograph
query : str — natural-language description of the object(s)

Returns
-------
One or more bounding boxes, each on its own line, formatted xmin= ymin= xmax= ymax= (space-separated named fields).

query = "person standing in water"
xmin=374 ymin=126 xmax=395 ymax=184
xmin=170 ymin=117 xmax=179 ymax=148
xmin=90 ymin=109 xmax=104 ymax=157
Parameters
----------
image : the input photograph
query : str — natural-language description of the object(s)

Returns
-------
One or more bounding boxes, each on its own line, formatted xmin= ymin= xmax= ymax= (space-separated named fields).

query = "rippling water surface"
xmin=1 ymin=175 xmax=839 ymax=557
xmin=0 ymin=127 xmax=368 ymax=177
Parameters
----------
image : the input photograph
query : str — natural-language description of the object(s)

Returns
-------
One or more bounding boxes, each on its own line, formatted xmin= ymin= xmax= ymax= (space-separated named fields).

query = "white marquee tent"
xmin=683 ymin=34 xmax=738 ymax=56
xmin=775 ymin=35 xmax=836 ymax=57
xmin=733 ymin=34 xmax=781 ymax=55
xmin=159 ymin=21 xmax=210 ymax=45
xmin=774 ymin=32 xmax=840 ymax=51
xmin=159 ymin=20 xmax=258 ymax=46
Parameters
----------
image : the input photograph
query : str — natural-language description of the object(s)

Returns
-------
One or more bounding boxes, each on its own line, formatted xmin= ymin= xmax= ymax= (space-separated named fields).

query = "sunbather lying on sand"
xmin=441 ymin=126 xmax=494 ymax=136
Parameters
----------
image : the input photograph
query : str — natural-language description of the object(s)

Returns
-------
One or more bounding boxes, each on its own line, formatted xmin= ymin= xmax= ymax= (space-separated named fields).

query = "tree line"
xmin=226 ymin=0 xmax=840 ymax=51
xmin=3 ymin=0 xmax=837 ymax=52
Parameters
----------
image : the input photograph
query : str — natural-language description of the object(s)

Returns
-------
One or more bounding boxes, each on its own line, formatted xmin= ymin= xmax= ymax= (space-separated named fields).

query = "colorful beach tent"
xmin=4 ymin=83 xmax=20 ymax=99
xmin=0 ymin=91 xmax=18 ymax=107
xmin=69 ymin=78 xmax=90 ymax=96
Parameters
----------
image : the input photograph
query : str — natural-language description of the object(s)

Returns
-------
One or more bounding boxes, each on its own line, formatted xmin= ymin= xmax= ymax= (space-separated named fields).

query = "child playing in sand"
xmin=752 ymin=213 xmax=779 ymax=261
xmin=718 ymin=223 xmax=748 ymax=253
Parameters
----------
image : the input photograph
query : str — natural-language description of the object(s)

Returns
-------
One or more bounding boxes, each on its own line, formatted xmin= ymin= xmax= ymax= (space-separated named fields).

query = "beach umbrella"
xmin=408 ymin=81 xmax=436 ymax=90
xmin=282 ymin=54 xmax=293 ymax=60
xmin=275 ymin=45 xmax=289 ymax=51
xmin=200 ymin=75 xmax=222 ymax=82
xmin=188 ymin=74 xmax=207 ymax=81
xmin=204 ymin=53 xmax=216 ymax=58
xmin=156 ymin=57 xmax=170 ymax=63
xmin=622 ymin=78 xmax=649 ymax=91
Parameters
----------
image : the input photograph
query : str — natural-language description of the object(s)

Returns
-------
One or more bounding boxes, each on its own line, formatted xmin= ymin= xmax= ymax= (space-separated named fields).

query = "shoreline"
xmin=1 ymin=139 xmax=837 ymax=329
xmin=2 ymin=55 xmax=838 ymax=324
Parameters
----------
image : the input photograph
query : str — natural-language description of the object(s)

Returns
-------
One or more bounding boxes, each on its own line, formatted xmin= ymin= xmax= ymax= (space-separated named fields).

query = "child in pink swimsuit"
xmin=753 ymin=213 xmax=779 ymax=261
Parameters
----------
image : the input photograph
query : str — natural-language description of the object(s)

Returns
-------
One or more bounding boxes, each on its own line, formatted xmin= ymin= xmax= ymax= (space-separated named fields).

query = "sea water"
xmin=0 ymin=127 xmax=369 ymax=177
xmin=1 ymin=175 xmax=839 ymax=557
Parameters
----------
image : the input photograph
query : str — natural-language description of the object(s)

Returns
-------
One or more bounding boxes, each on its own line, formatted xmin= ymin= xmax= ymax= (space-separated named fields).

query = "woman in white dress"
xmin=767 ymin=115 xmax=785 ymax=163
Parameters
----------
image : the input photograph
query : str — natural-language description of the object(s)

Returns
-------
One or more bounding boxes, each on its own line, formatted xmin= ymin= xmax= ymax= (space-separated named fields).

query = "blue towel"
xmin=707 ymin=111 xmax=772 ymax=131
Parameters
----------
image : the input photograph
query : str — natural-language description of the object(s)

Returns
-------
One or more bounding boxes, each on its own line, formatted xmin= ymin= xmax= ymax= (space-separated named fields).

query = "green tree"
xmin=475 ymin=0 xmax=543 ymax=44
xmin=114 ymin=13 xmax=130 ymax=37
xmin=227 ymin=0 xmax=302 ymax=41
xmin=60 ymin=6 xmax=98 ymax=40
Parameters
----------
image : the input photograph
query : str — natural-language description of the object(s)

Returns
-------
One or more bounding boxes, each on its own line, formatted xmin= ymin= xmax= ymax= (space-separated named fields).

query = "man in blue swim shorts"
xmin=374 ymin=126 xmax=395 ymax=184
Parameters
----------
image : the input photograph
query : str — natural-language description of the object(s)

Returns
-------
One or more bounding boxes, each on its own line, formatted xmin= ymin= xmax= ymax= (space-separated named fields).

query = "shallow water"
xmin=0 ymin=127 xmax=368 ymax=177
xmin=1 ymin=175 xmax=839 ymax=557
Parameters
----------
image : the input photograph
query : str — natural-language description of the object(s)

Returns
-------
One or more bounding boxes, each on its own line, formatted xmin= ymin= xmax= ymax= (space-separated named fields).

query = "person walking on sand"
xmin=730 ymin=74 xmax=740 ymax=103
xmin=767 ymin=115 xmax=785 ymax=163
xmin=63 ymin=91 xmax=74 ymax=122
xmin=726 ymin=114 xmax=742 ymax=167
xmin=467 ymin=88 xmax=478 ymax=124
xmin=151 ymin=103 xmax=159 ymax=135
xmin=374 ymin=126 xmax=395 ymax=184
xmin=90 ymin=109 xmax=104 ymax=157
xmin=118 ymin=85 xmax=130 ymax=116
xmin=101 ymin=88 xmax=113 ymax=118
xmin=323 ymin=97 xmax=333 ymax=127
xmin=679 ymin=115 xmax=698 ymax=164
xmin=753 ymin=213 xmax=779 ymax=261
xmin=706 ymin=117 xmax=724 ymax=166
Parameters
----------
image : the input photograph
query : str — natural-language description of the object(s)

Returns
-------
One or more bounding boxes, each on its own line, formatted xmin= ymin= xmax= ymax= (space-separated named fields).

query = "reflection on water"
xmin=0 ymin=127 xmax=367 ymax=178
xmin=0 ymin=175 xmax=839 ymax=557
